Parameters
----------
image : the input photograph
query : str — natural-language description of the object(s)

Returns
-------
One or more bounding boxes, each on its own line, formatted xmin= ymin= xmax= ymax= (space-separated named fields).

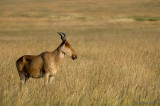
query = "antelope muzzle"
xmin=72 ymin=55 xmax=77 ymax=60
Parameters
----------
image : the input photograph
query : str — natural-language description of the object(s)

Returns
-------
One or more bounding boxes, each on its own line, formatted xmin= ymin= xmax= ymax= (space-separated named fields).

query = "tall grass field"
xmin=0 ymin=0 xmax=160 ymax=105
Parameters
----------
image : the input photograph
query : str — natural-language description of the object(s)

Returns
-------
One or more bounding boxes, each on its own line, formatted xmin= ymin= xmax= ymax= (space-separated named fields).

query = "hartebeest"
xmin=16 ymin=32 xmax=77 ymax=87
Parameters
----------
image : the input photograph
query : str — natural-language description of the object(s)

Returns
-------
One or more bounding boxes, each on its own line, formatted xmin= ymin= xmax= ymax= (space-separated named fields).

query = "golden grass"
xmin=0 ymin=0 xmax=160 ymax=105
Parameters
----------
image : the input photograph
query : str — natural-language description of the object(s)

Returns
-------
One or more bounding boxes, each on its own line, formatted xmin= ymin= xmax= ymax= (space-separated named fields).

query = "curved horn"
xmin=57 ymin=32 xmax=65 ymax=41
xmin=61 ymin=32 xmax=66 ymax=38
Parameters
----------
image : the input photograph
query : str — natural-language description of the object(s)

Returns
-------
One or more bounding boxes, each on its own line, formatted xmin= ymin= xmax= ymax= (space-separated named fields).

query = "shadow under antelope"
xmin=16 ymin=32 xmax=77 ymax=88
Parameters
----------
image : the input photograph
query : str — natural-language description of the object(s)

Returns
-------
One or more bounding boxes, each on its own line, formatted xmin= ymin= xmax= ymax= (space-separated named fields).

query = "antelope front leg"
xmin=49 ymin=76 xmax=55 ymax=85
xmin=44 ymin=73 xmax=49 ymax=86
xmin=49 ymin=70 xmax=57 ymax=85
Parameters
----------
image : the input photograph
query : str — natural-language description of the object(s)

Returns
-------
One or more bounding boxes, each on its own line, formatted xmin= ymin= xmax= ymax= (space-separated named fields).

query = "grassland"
xmin=0 ymin=0 xmax=160 ymax=105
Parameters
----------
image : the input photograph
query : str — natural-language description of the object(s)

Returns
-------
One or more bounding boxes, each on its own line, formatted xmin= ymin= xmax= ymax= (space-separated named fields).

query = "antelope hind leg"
xmin=19 ymin=73 xmax=25 ymax=91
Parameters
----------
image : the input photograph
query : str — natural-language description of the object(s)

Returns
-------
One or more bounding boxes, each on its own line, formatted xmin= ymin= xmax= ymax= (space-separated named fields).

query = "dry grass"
xmin=0 ymin=0 xmax=160 ymax=105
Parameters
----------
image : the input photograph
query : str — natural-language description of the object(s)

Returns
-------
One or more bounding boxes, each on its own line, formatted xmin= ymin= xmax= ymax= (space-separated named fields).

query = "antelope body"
xmin=16 ymin=32 xmax=77 ymax=87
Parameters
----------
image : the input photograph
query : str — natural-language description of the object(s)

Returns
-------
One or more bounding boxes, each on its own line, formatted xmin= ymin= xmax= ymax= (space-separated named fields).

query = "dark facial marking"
xmin=65 ymin=41 xmax=71 ymax=47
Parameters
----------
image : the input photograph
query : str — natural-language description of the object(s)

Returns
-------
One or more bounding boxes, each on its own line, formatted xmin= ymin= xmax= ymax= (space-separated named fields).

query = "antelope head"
xmin=57 ymin=32 xmax=77 ymax=60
